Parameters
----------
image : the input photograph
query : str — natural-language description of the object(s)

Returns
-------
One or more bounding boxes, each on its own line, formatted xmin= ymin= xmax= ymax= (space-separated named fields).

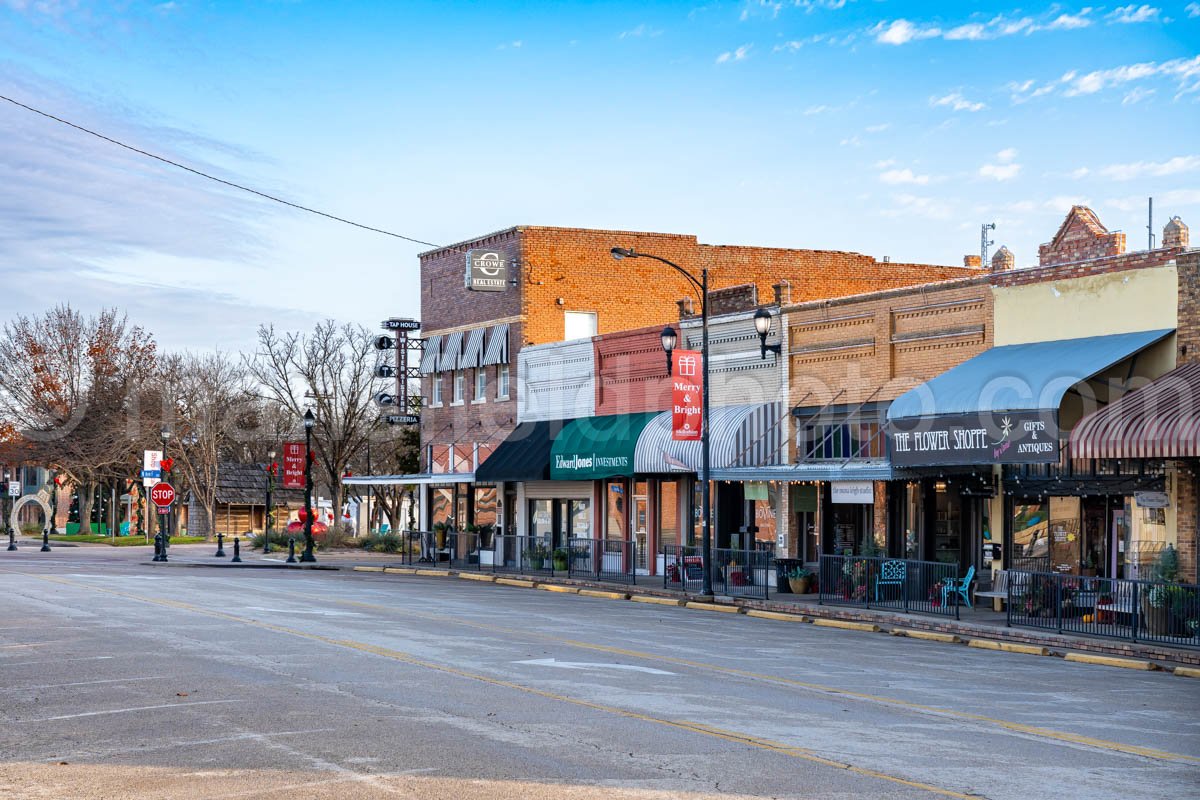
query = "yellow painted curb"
xmin=812 ymin=619 xmax=880 ymax=632
xmin=631 ymin=595 xmax=686 ymax=607
xmin=1064 ymin=653 xmax=1158 ymax=670
xmin=495 ymin=578 xmax=536 ymax=588
xmin=685 ymin=602 xmax=742 ymax=613
xmin=353 ymin=566 xmax=385 ymax=572
xmin=893 ymin=629 xmax=961 ymax=643
xmin=967 ymin=640 xmax=1049 ymax=657
xmin=1173 ymin=667 xmax=1200 ymax=679
xmin=458 ymin=573 xmax=496 ymax=582
xmin=745 ymin=610 xmax=809 ymax=623
xmin=579 ymin=589 xmax=628 ymax=600
xmin=414 ymin=569 xmax=451 ymax=577
xmin=538 ymin=584 xmax=579 ymax=594
xmin=382 ymin=567 xmax=417 ymax=574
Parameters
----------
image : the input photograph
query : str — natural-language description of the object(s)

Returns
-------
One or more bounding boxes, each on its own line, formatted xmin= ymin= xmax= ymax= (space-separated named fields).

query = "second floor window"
xmin=474 ymin=368 xmax=487 ymax=402
xmin=453 ymin=370 xmax=465 ymax=404
xmin=497 ymin=363 xmax=510 ymax=399
xmin=431 ymin=375 xmax=443 ymax=406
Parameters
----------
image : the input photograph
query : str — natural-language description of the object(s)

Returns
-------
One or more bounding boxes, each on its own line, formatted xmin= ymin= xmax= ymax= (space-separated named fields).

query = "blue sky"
xmin=2 ymin=1 xmax=1197 ymax=351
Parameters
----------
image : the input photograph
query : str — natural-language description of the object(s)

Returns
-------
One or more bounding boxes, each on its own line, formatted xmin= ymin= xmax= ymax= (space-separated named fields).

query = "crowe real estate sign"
xmin=465 ymin=249 xmax=509 ymax=291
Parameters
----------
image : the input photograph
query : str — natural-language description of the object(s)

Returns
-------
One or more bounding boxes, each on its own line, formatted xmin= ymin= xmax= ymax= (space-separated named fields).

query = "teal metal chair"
xmin=942 ymin=565 xmax=976 ymax=609
xmin=875 ymin=560 xmax=906 ymax=601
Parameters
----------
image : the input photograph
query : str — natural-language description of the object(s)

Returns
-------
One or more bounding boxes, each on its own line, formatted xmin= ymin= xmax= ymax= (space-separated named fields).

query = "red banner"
xmin=282 ymin=441 xmax=306 ymax=489
xmin=671 ymin=350 xmax=702 ymax=441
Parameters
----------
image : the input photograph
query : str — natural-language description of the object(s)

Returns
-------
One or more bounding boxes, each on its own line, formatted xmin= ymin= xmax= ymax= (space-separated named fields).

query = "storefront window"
xmin=568 ymin=499 xmax=590 ymax=540
xmin=1011 ymin=501 xmax=1048 ymax=567
xmin=933 ymin=482 xmax=961 ymax=565
xmin=474 ymin=486 xmax=497 ymax=536
xmin=606 ymin=479 xmax=626 ymax=540
xmin=431 ymin=488 xmax=453 ymax=527
xmin=658 ymin=481 xmax=678 ymax=547
xmin=905 ymin=482 xmax=922 ymax=559
xmin=748 ymin=482 xmax=777 ymax=548
xmin=692 ymin=480 xmax=704 ymax=547
xmin=529 ymin=499 xmax=553 ymax=542
xmin=1048 ymin=497 xmax=1081 ymax=573
xmin=1129 ymin=497 xmax=1168 ymax=580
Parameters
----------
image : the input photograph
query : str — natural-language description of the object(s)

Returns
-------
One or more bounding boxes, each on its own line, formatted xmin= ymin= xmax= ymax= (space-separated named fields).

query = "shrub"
xmin=361 ymin=532 xmax=401 ymax=553
xmin=249 ymin=530 xmax=294 ymax=551
xmin=20 ymin=522 xmax=43 ymax=537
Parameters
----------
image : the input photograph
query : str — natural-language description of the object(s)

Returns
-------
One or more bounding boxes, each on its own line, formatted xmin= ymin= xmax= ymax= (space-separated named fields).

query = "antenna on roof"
xmin=1148 ymin=197 xmax=1155 ymax=249
xmin=981 ymin=223 xmax=996 ymax=266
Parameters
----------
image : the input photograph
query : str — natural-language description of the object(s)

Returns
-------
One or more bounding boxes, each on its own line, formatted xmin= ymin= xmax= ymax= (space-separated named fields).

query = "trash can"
xmin=775 ymin=558 xmax=803 ymax=593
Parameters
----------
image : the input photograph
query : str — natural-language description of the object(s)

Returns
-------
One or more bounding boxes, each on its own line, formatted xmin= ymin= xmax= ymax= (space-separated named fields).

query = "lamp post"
xmin=753 ymin=308 xmax=782 ymax=360
xmin=301 ymin=410 xmax=317 ymax=563
xmin=610 ymin=246 xmax=714 ymax=597
xmin=157 ymin=426 xmax=171 ymax=562
xmin=264 ymin=449 xmax=276 ymax=554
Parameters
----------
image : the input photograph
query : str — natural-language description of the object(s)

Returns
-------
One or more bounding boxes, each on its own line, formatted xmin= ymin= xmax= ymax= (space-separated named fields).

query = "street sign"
xmin=382 ymin=318 xmax=421 ymax=331
xmin=157 ymin=506 xmax=172 ymax=515
xmin=7 ymin=481 xmax=19 ymax=497
xmin=150 ymin=482 xmax=176 ymax=508
xmin=143 ymin=450 xmax=163 ymax=487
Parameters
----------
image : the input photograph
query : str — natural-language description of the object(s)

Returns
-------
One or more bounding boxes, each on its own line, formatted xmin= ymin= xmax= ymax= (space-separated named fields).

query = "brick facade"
xmin=1174 ymin=250 xmax=1199 ymax=581
xmin=1038 ymin=206 xmax=1126 ymax=266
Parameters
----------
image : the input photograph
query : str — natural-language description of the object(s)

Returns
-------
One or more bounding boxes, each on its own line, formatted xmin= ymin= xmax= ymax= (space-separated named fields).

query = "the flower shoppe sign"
xmin=888 ymin=410 xmax=1060 ymax=467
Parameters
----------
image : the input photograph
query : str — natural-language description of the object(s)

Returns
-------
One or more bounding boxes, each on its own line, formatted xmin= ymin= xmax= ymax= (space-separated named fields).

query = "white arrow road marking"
xmin=515 ymin=658 xmax=675 ymax=675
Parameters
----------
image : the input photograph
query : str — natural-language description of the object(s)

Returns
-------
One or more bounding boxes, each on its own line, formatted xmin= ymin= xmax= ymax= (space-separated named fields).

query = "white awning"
xmin=342 ymin=472 xmax=477 ymax=486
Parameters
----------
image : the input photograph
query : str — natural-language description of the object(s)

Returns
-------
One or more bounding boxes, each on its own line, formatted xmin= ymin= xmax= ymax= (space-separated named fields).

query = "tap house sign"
xmin=888 ymin=411 xmax=1060 ymax=467
xmin=465 ymin=249 xmax=509 ymax=292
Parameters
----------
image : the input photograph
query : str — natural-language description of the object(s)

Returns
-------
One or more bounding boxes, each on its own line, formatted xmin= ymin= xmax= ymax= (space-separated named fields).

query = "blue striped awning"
xmin=634 ymin=403 xmax=782 ymax=473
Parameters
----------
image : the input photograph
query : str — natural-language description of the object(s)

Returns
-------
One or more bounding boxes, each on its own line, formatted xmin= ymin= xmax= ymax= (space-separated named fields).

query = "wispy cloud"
xmin=1008 ymin=55 xmax=1200 ymax=102
xmin=864 ymin=122 xmax=891 ymax=133
xmin=883 ymin=193 xmax=954 ymax=220
xmin=1097 ymin=155 xmax=1200 ymax=180
xmin=930 ymin=91 xmax=986 ymax=112
xmin=619 ymin=23 xmax=663 ymax=39
xmin=1106 ymin=5 xmax=1161 ymax=24
xmin=979 ymin=149 xmax=1022 ymax=181
xmin=869 ymin=9 xmax=1098 ymax=46
xmin=1188 ymin=3 xmax=1200 ymax=18
xmin=716 ymin=44 xmax=753 ymax=64
xmin=1106 ymin=188 xmax=1200 ymax=211
xmin=1122 ymin=86 xmax=1156 ymax=104
xmin=879 ymin=168 xmax=931 ymax=185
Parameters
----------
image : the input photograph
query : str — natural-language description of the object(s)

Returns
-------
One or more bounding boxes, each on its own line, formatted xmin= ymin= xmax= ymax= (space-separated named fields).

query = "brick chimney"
xmin=1179 ymin=251 xmax=1200 ymax=365
xmin=1164 ymin=216 xmax=1189 ymax=249
xmin=1038 ymin=206 xmax=1125 ymax=266
xmin=990 ymin=245 xmax=1015 ymax=272
xmin=772 ymin=280 xmax=792 ymax=305
xmin=963 ymin=255 xmax=982 ymax=268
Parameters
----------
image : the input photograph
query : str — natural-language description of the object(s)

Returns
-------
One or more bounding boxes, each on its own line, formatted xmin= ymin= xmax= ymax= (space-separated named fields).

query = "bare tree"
xmin=246 ymin=320 xmax=376 ymax=526
xmin=157 ymin=351 xmax=253 ymax=538
xmin=343 ymin=421 xmax=420 ymax=532
xmin=0 ymin=306 xmax=157 ymax=528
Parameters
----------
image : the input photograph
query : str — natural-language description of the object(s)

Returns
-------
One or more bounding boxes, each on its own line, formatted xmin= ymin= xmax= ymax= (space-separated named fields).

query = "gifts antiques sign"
xmin=888 ymin=411 xmax=1059 ymax=467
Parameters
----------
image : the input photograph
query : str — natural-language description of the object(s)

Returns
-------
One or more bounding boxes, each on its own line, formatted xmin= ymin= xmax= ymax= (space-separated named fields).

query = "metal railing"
xmin=661 ymin=545 xmax=770 ymax=599
xmin=567 ymin=538 xmax=637 ymax=584
xmin=492 ymin=534 xmax=556 ymax=577
xmin=1011 ymin=555 xmax=1051 ymax=573
xmin=818 ymin=554 xmax=961 ymax=619
xmin=1007 ymin=571 xmax=1200 ymax=648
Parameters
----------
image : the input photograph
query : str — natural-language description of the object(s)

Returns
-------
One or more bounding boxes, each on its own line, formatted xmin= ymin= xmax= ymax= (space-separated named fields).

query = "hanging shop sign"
xmin=831 ymin=481 xmax=874 ymax=504
xmin=465 ymin=249 xmax=509 ymax=291
xmin=887 ymin=410 xmax=1059 ymax=467
xmin=282 ymin=442 xmax=306 ymax=489
xmin=1134 ymin=491 xmax=1170 ymax=509
xmin=671 ymin=350 xmax=703 ymax=442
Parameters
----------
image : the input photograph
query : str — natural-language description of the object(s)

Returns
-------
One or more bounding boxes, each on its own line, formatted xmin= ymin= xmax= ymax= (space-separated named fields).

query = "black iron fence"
xmin=1007 ymin=571 xmax=1200 ymax=648
xmin=492 ymin=534 xmax=556 ymax=577
xmin=567 ymin=538 xmax=637 ymax=584
xmin=661 ymin=545 xmax=770 ymax=599
xmin=818 ymin=554 xmax=962 ymax=619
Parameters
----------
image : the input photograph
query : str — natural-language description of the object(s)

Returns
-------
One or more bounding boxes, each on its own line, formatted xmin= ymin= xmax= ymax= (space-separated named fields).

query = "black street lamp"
xmin=156 ymin=426 xmax=171 ymax=562
xmin=611 ymin=246 xmax=714 ymax=597
xmin=753 ymin=307 xmax=782 ymax=360
xmin=264 ymin=449 xmax=276 ymax=554
xmin=301 ymin=410 xmax=317 ymax=563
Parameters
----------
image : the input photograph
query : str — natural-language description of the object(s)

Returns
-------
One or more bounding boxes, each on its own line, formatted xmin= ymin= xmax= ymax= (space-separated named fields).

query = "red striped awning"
xmin=1070 ymin=361 xmax=1200 ymax=459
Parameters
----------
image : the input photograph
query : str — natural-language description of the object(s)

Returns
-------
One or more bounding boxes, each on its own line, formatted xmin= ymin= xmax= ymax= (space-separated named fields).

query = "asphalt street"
xmin=1 ymin=545 xmax=1197 ymax=799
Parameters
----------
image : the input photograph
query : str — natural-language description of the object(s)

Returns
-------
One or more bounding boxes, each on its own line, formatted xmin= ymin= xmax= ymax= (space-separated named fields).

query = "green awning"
xmin=550 ymin=412 xmax=659 ymax=481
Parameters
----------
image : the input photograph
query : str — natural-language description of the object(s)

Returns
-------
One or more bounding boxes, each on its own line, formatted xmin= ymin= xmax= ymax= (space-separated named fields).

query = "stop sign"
xmin=150 ymin=482 xmax=176 ymax=508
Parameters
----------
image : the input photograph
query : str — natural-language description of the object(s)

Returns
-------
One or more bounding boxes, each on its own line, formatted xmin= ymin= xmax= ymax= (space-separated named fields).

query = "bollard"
xmin=286 ymin=537 xmax=297 ymax=564
xmin=40 ymin=529 xmax=51 ymax=552
xmin=152 ymin=533 xmax=162 ymax=561
xmin=231 ymin=537 xmax=242 ymax=563
xmin=6 ymin=526 xmax=16 ymax=552
xmin=215 ymin=532 xmax=226 ymax=558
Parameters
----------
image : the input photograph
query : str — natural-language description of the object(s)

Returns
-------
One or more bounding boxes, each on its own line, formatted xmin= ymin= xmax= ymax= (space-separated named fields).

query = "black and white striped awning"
xmin=419 ymin=335 xmax=442 ymax=375
xmin=461 ymin=328 xmax=486 ymax=369
xmin=439 ymin=331 xmax=463 ymax=372
xmin=482 ymin=323 xmax=509 ymax=365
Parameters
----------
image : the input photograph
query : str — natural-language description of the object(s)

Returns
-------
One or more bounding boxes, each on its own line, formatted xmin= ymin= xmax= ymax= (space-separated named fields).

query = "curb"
xmin=144 ymin=561 xmax=340 ymax=570
xmin=1063 ymin=653 xmax=1158 ymax=670
xmin=893 ymin=629 xmax=961 ymax=643
xmin=1173 ymin=667 xmax=1200 ymax=679
xmin=579 ymin=589 xmax=628 ymax=600
xmin=967 ymin=640 xmax=1049 ymax=657
xmin=745 ymin=610 xmax=809 ymax=623
xmin=685 ymin=601 xmax=742 ymax=613
xmin=631 ymin=596 xmax=686 ymax=607
xmin=458 ymin=573 xmax=497 ymax=583
xmin=495 ymin=578 xmax=536 ymax=588
xmin=813 ymin=619 xmax=879 ymax=632
xmin=538 ymin=584 xmax=579 ymax=594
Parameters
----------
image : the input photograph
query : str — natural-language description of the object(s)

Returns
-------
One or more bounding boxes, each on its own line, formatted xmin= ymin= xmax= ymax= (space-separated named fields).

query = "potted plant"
xmin=1141 ymin=545 xmax=1180 ymax=635
xmin=787 ymin=566 xmax=813 ymax=595
xmin=553 ymin=547 xmax=569 ymax=572
xmin=524 ymin=543 xmax=547 ymax=569
xmin=432 ymin=521 xmax=448 ymax=549
xmin=1096 ymin=593 xmax=1115 ymax=624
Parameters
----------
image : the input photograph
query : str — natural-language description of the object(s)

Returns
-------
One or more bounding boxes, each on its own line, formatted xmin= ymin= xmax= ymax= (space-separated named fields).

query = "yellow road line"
xmin=14 ymin=572 xmax=972 ymax=799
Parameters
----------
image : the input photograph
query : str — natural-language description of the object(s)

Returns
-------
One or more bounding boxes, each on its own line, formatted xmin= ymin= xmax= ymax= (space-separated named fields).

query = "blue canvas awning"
xmin=887 ymin=330 xmax=1173 ymax=420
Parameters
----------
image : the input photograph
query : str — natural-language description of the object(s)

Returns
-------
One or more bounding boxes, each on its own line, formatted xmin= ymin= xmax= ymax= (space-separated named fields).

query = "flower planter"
xmin=788 ymin=577 xmax=811 ymax=594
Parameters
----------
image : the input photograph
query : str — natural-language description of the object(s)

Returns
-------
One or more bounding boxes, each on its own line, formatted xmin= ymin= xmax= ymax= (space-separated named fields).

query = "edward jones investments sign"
xmin=672 ymin=350 xmax=702 ymax=441
xmin=465 ymin=249 xmax=508 ymax=291
xmin=888 ymin=410 xmax=1060 ymax=467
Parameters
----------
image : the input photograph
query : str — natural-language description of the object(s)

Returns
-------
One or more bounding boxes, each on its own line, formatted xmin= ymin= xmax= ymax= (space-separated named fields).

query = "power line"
xmin=0 ymin=93 xmax=444 ymax=250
